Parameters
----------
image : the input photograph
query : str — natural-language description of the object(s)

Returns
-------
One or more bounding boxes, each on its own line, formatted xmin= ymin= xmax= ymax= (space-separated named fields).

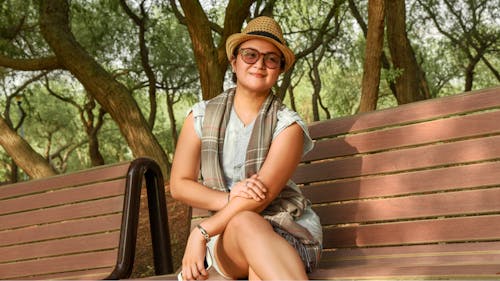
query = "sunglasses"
xmin=238 ymin=48 xmax=283 ymax=69
xmin=177 ymin=246 xmax=213 ymax=281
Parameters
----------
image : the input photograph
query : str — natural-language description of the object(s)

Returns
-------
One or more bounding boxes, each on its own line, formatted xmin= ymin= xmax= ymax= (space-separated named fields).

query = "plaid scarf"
xmin=201 ymin=88 xmax=317 ymax=244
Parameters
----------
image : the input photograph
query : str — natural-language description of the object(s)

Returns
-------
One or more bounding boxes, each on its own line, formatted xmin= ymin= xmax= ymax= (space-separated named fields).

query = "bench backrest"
xmin=292 ymin=86 xmax=500 ymax=251
xmin=0 ymin=157 xmax=172 ymax=280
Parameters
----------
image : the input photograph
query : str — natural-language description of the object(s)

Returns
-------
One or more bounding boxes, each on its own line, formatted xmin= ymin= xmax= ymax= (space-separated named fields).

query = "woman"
xmin=170 ymin=16 xmax=322 ymax=280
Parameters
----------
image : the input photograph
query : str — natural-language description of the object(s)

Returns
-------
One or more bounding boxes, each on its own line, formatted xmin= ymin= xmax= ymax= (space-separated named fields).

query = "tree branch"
xmin=0 ymin=54 xmax=62 ymax=71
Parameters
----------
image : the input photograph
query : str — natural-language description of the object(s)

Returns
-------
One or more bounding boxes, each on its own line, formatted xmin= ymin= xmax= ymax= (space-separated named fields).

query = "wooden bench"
xmin=298 ymin=86 xmax=500 ymax=279
xmin=174 ymin=86 xmax=500 ymax=280
xmin=0 ymin=157 xmax=173 ymax=280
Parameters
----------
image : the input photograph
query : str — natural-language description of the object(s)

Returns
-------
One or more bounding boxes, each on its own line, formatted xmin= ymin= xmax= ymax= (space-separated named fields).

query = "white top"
xmin=189 ymin=100 xmax=323 ymax=245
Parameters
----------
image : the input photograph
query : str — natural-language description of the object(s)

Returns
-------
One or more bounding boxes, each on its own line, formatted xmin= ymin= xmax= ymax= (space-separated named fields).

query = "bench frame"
xmin=109 ymin=157 xmax=173 ymax=279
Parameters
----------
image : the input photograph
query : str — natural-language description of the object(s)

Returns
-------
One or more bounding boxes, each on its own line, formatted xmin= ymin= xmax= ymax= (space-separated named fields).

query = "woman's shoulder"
xmin=190 ymin=100 xmax=208 ymax=118
xmin=276 ymin=105 xmax=309 ymax=133
xmin=275 ymin=105 xmax=314 ymax=155
xmin=277 ymin=105 xmax=303 ymax=123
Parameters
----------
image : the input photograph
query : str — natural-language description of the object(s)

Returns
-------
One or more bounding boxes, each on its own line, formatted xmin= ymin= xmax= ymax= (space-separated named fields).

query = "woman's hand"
xmin=229 ymin=174 xmax=268 ymax=202
xmin=181 ymin=228 xmax=208 ymax=280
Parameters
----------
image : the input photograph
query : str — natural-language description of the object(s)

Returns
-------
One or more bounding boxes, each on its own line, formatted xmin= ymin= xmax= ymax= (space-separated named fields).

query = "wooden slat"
xmin=0 ymin=213 xmax=122 ymax=247
xmin=304 ymin=110 xmax=500 ymax=161
xmin=0 ymin=161 xmax=131 ymax=200
xmin=293 ymin=135 xmax=500 ymax=184
xmin=315 ymin=187 xmax=500 ymax=225
xmin=192 ymin=208 xmax=210 ymax=218
xmin=320 ymin=241 xmax=500 ymax=262
xmin=309 ymin=264 xmax=500 ymax=279
xmin=328 ymin=252 xmax=500 ymax=268
xmin=308 ymin=86 xmax=500 ymax=139
xmin=0 ymin=178 xmax=126 ymax=215
xmin=0 ymin=231 xmax=120 ymax=263
xmin=320 ymin=242 xmax=500 ymax=270
xmin=301 ymin=161 xmax=500 ymax=203
xmin=323 ymin=215 xmax=500 ymax=249
xmin=142 ymin=273 xmax=178 ymax=280
xmin=23 ymin=267 xmax=114 ymax=280
xmin=0 ymin=250 xmax=118 ymax=279
xmin=0 ymin=196 xmax=124 ymax=231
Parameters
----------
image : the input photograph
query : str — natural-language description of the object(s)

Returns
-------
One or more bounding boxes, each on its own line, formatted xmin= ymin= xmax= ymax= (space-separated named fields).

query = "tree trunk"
xmin=10 ymin=159 xmax=18 ymax=183
xmin=464 ymin=56 xmax=481 ymax=92
xmin=178 ymin=0 xmax=253 ymax=100
xmin=119 ymin=0 xmax=159 ymax=129
xmin=166 ymin=92 xmax=178 ymax=149
xmin=88 ymin=133 xmax=105 ymax=166
xmin=359 ymin=0 xmax=385 ymax=112
xmin=386 ymin=0 xmax=427 ymax=104
xmin=348 ymin=0 xmax=397 ymax=99
xmin=0 ymin=116 xmax=57 ymax=179
xmin=39 ymin=1 xmax=169 ymax=175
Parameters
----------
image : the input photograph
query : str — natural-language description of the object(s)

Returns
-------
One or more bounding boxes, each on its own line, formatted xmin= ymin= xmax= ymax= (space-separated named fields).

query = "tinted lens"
xmin=264 ymin=53 xmax=281 ymax=69
xmin=240 ymin=49 xmax=259 ymax=63
xmin=239 ymin=48 xmax=281 ymax=69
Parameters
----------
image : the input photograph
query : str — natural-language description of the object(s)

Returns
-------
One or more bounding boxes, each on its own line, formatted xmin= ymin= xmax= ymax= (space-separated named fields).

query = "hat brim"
xmin=226 ymin=33 xmax=295 ymax=73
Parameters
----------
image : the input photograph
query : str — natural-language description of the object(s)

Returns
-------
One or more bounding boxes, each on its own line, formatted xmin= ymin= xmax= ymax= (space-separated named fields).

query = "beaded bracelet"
xmin=196 ymin=224 xmax=211 ymax=242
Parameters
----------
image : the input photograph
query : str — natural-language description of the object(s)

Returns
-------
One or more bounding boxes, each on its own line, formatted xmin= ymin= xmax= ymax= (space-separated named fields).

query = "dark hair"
xmin=231 ymin=47 xmax=240 ymax=83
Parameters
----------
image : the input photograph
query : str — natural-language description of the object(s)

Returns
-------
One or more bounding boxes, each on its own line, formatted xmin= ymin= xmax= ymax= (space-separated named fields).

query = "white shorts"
xmin=206 ymin=234 xmax=232 ymax=279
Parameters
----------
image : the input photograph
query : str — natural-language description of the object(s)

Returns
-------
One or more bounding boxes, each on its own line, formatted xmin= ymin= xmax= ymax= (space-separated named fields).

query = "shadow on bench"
xmin=0 ymin=157 xmax=173 ymax=280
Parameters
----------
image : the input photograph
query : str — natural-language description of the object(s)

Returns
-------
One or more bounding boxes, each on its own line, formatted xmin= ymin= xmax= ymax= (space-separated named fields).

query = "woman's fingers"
xmin=197 ymin=261 xmax=208 ymax=279
xmin=239 ymin=175 xmax=267 ymax=201
xmin=182 ymin=262 xmax=207 ymax=280
xmin=230 ymin=175 xmax=269 ymax=202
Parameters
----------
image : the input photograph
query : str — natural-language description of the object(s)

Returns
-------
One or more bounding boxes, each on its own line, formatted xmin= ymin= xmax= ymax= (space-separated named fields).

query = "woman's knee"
xmin=225 ymin=211 xmax=272 ymax=236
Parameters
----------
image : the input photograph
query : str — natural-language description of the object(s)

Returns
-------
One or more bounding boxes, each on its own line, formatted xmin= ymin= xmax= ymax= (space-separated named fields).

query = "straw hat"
xmin=226 ymin=16 xmax=295 ymax=73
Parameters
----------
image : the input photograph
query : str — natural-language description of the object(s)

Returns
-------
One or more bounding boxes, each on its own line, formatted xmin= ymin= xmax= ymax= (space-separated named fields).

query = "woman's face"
xmin=231 ymin=38 xmax=283 ymax=94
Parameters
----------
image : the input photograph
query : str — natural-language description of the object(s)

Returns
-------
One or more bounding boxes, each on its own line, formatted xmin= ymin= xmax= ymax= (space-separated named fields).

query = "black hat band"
xmin=247 ymin=31 xmax=283 ymax=45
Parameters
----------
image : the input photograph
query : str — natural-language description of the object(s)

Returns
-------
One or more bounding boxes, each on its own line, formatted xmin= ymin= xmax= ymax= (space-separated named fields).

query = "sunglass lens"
xmin=264 ymin=54 xmax=281 ymax=69
xmin=241 ymin=49 xmax=259 ymax=63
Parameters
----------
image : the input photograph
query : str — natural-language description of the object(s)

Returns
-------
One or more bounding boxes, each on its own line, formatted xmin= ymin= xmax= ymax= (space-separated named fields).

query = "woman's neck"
xmin=233 ymin=87 xmax=270 ymax=126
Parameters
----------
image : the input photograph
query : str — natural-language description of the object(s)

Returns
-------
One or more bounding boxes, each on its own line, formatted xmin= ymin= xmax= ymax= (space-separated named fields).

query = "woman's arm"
xmin=170 ymin=113 xmax=228 ymax=211
xmin=198 ymin=122 xmax=305 ymax=236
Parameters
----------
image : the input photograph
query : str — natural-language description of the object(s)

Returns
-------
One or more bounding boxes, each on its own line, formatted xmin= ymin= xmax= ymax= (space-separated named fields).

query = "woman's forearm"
xmin=171 ymin=178 xmax=228 ymax=211
xmin=196 ymin=194 xmax=273 ymax=238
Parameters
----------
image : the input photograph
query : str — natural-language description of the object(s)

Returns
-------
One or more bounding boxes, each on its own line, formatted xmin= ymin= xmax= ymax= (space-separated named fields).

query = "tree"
xmin=37 ymin=1 xmax=170 ymax=174
xmin=417 ymin=0 xmax=500 ymax=91
xmin=0 ymin=115 xmax=57 ymax=178
xmin=120 ymin=0 xmax=159 ymax=129
xmin=44 ymin=78 xmax=106 ymax=167
xmin=386 ymin=0 xmax=429 ymax=104
xmin=170 ymin=0 xmax=253 ymax=100
xmin=359 ymin=0 xmax=385 ymax=112
xmin=0 ymin=72 xmax=57 ymax=179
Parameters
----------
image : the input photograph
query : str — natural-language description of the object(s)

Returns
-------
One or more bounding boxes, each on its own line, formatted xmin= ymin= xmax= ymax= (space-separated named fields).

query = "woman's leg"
xmin=248 ymin=267 xmax=261 ymax=281
xmin=214 ymin=210 xmax=308 ymax=280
